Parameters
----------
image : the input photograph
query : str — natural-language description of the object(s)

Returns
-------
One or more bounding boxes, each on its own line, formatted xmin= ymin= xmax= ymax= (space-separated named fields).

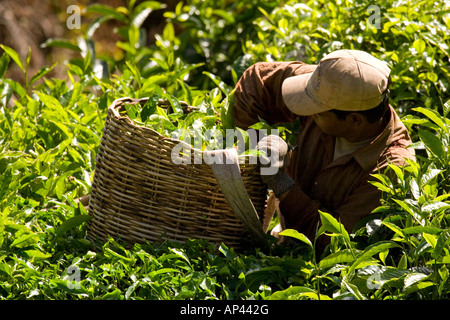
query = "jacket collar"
xmin=352 ymin=106 xmax=411 ymax=171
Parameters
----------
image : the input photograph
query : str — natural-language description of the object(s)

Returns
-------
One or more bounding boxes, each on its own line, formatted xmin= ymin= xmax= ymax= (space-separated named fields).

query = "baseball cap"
xmin=281 ymin=49 xmax=391 ymax=116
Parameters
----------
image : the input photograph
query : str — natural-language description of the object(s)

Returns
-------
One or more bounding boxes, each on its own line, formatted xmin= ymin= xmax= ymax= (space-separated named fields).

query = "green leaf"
xmin=414 ymin=107 xmax=448 ymax=134
xmin=24 ymin=250 xmax=52 ymax=261
xmin=164 ymin=93 xmax=183 ymax=114
xmin=443 ymin=100 xmax=450 ymax=117
xmin=0 ymin=44 xmax=25 ymax=73
xmin=125 ymin=103 xmax=139 ymax=120
xmin=86 ymin=16 xmax=112 ymax=39
xmin=213 ymin=9 xmax=235 ymax=24
xmin=423 ymin=233 xmax=437 ymax=248
xmin=11 ymin=233 xmax=39 ymax=248
xmin=220 ymin=90 xmax=235 ymax=130
xmin=267 ymin=286 xmax=330 ymax=300
xmin=128 ymin=25 xmax=140 ymax=49
xmin=219 ymin=243 xmax=235 ymax=260
xmin=141 ymin=96 xmax=158 ymax=122
xmin=52 ymin=279 xmax=89 ymax=297
xmin=403 ymin=272 xmax=429 ymax=290
xmin=418 ymin=129 xmax=444 ymax=159
xmin=341 ymin=277 xmax=367 ymax=300
xmin=426 ymin=72 xmax=438 ymax=82
xmin=370 ymin=173 xmax=393 ymax=189
xmin=432 ymin=255 xmax=450 ymax=264
xmin=0 ymin=53 xmax=10 ymax=78
xmin=393 ymin=199 xmax=424 ymax=225
xmin=203 ymin=71 xmax=231 ymax=95
xmin=85 ymin=4 xmax=127 ymax=22
xmin=434 ymin=230 xmax=450 ymax=259
xmin=369 ymin=181 xmax=394 ymax=194
xmin=3 ymin=79 xmax=26 ymax=98
xmin=149 ymin=268 xmax=180 ymax=278
xmin=36 ymin=91 xmax=70 ymax=122
xmin=412 ymin=39 xmax=426 ymax=53
xmin=402 ymin=226 xmax=442 ymax=235
xmin=56 ymin=215 xmax=92 ymax=237
xmin=102 ymin=289 xmax=123 ymax=299
xmin=318 ymin=249 xmax=357 ymax=269
xmin=402 ymin=281 xmax=434 ymax=296
xmin=398 ymin=253 xmax=408 ymax=269
xmin=132 ymin=8 xmax=153 ymax=28
xmin=40 ymin=38 xmax=81 ymax=52
xmin=318 ymin=210 xmax=351 ymax=245
xmin=348 ymin=241 xmax=399 ymax=275
xmin=421 ymin=202 xmax=450 ymax=214
xmin=382 ymin=221 xmax=405 ymax=238
xmin=169 ymin=248 xmax=192 ymax=267
xmin=279 ymin=229 xmax=313 ymax=248
xmin=388 ymin=164 xmax=404 ymax=182
xmin=30 ymin=63 xmax=56 ymax=85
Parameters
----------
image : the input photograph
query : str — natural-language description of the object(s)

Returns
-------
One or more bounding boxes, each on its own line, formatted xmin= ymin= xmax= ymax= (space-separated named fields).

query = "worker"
xmin=233 ymin=49 xmax=415 ymax=250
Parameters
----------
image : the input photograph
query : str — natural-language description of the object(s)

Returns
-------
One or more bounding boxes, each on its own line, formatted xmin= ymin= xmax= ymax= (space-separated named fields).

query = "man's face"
xmin=311 ymin=111 xmax=349 ymax=137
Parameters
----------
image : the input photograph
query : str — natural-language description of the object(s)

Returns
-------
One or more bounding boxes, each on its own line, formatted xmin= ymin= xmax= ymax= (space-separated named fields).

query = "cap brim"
xmin=282 ymin=73 xmax=330 ymax=116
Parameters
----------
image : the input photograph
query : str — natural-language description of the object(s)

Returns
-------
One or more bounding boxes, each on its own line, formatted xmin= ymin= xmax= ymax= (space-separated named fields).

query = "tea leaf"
xmin=422 ymin=233 xmax=437 ymax=248
xmin=412 ymin=39 xmax=426 ymax=54
xmin=0 ymin=53 xmax=10 ymax=78
xmin=434 ymin=230 xmax=450 ymax=259
xmin=267 ymin=286 xmax=327 ymax=300
xmin=443 ymin=100 xmax=450 ymax=117
xmin=56 ymin=215 xmax=92 ymax=237
xmin=30 ymin=64 xmax=56 ymax=85
xmin=418 ymin=129 xmax=444 ymax=159
xmin=40 ymin=38 xmax=81 ymax=52
xmin=348 ymin=241 xmax=399 ymax=275
xmin=318 ymin=210 xmax=351 ymax=245
xmin=403 ymin=226 xmax=442 ymax=235
xmin=85 ymin=4 xmax=127 ymax=22
xmin=279 ymin=229 xmax=313 ymax=248
xmin=318 ymin=249 xmax=356 ymax=269
xmin=11 ymin=233 xmax=39 ymax=248
xmin=0 ymin=44 xmax=25 ymax=73
xmin=414 ymin=107 xmax=448 ymax=134
xmin=404 ymin=272 xmax=429 ymax=290
xmin=140 ymin=96 xmax=158 ymax=122
xmin=24 ymin=250 xmax=52 ymax=261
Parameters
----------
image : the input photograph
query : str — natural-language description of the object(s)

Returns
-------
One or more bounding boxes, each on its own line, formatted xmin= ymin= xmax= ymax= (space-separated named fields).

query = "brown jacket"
xmin=234 ymin=61 xmax=415 ymax=248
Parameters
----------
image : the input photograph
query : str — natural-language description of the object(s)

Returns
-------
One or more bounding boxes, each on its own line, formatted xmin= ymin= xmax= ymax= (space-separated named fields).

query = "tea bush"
xmin=0 ymin=0 xmax=449 ymax=300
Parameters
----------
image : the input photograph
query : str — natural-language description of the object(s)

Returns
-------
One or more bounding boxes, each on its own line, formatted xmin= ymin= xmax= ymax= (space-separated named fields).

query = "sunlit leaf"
xmin=56 ymin=215 xmax=92 ymax=237
xmin=279 ymin=229 xmax=313 ymax=248
xmin=11 ymin=233 xmax=39 ymax=248
xmin=318 ymin=249 xmax=357 ymax=269
xmin=0 ymin=44 xmax=25 ymax=73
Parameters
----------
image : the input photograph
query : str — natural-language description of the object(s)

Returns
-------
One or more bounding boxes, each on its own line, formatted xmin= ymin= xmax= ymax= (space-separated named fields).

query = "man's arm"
xmin=233 ymin=61 xmax=317 ymax=129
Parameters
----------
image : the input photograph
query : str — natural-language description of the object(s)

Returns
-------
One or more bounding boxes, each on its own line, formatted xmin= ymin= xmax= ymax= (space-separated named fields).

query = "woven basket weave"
xmin=86 ymin=97 xmax=267 ymax=248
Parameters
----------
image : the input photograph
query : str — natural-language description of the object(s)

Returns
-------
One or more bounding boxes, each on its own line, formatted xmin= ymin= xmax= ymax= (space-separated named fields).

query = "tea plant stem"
xmin=312 ymin=223 xmax=321 ymax=299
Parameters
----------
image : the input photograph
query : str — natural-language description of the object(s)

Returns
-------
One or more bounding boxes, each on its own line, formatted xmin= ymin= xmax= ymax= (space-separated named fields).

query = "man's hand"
xmin=257 ymin=135 xmax=295 ymax=198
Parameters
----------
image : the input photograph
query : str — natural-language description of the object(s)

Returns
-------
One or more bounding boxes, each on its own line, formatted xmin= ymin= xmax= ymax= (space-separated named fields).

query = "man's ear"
xmin=349 ymin=112 xmax=365 ymax=126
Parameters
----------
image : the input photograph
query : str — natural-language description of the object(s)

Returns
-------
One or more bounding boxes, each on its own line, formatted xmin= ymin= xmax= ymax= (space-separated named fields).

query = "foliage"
xmin=0 ymin=0 xmax=450 ymax=300
xmin=242 ymin=0 xmax=450 ymax=117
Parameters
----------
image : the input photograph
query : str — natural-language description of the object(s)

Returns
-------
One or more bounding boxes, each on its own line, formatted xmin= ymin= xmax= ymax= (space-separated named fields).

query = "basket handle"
xmin=207 ymin=148 xmax=267 ymax=247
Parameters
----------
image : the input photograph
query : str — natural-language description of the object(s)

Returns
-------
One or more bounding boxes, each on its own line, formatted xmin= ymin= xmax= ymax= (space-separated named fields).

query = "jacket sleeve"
xmin=278 ymin=176 xmax=382 ymax=251
xmin=233 ymin=61 xmax=317 ymax=130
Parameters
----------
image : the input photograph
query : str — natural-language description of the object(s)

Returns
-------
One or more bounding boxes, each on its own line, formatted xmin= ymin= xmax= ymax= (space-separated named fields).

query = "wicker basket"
xmin=86 ymin=97 xmax=267 ymax=248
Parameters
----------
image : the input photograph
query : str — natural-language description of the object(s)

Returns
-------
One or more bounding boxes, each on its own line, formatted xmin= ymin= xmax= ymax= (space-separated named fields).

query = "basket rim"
xmin=107 ymin=97 xmax=258 ymax=162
